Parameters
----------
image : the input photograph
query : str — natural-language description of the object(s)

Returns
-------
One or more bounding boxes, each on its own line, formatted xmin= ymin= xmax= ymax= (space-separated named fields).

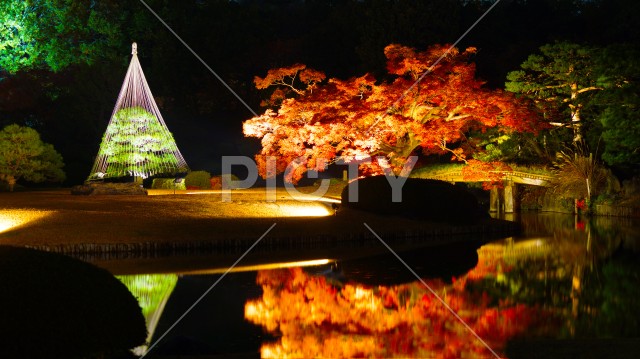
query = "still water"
xmin=114 ymin=213 xmax=640 ymax=358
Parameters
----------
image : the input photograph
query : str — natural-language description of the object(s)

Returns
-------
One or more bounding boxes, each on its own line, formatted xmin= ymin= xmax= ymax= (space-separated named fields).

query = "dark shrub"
xmin=341 ymin=176 xmax=487 ymax=224
xmin=151 ymin=177 xmax=186 ymax=190
xmin=0 ymin=246 xmax=146 ymax=358
xmin=185 ymin=170 xmax=211 ymax=189
xmin=71 ymin=182 xmax=147 ymax=195
xmin=210 ymin=174 xmax=240 ymax=189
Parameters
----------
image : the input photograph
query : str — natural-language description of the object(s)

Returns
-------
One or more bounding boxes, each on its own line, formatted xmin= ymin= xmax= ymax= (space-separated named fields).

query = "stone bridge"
xmin=412 ymin=169 xmax=554 ymax=213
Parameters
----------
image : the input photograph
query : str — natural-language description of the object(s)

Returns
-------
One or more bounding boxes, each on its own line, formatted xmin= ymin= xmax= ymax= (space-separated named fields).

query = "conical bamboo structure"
xmin=88 ymin=43 xmax=188 ymax=181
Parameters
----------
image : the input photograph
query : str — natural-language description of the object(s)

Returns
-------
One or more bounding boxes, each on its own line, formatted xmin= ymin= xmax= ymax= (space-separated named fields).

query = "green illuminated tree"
xmin=504 ymin=42 xmax=640 ymax=171
xmin=92 ymin=107 xmax=187 ymax=180
xmin=0 ymin=0 xmax=123 ymax=74
xmin=506 ymin=42 xmax=602 ymax=144
xmin=0 ymin=124 xmax=65 ymax=191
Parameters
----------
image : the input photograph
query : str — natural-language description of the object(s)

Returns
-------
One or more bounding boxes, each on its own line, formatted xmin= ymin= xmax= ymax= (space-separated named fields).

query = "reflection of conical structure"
xmin=88 ymin=43 xmax=188 ymax=180
xmin=118 ymin=274 xmax=178 ymax=356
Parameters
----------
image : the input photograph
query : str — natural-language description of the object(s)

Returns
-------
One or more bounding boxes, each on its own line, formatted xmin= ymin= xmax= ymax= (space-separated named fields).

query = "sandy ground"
xmin=0 ymin=187 xmax=516 ymax=255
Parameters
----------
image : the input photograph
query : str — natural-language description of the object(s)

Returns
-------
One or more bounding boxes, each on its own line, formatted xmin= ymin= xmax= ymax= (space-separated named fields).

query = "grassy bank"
xmin=0 ymin=188 xmax=517 ymax=256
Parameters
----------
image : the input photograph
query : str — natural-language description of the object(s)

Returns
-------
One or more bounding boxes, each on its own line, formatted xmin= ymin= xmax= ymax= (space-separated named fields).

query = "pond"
xmin=111 ymin=213 xmax=640 ymax=358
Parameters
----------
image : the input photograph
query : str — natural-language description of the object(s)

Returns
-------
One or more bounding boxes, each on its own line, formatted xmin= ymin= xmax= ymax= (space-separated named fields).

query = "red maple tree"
xmin=243 ymin=44 xmax=542 ymax=183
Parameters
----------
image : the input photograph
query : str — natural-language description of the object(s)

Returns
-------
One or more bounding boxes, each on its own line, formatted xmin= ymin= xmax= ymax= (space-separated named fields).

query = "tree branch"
xmin=576 ymin=86 xmax=602 ymax=94
xmin=272 ymin=79 xmax=305 ymax=95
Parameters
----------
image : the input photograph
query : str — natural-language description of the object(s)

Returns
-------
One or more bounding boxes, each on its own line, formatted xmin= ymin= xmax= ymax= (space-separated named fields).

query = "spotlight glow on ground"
xmin=0 ymin=210 xmax=54 ymax=234
xmin=276 ymin=203 xmax=333 ymax=217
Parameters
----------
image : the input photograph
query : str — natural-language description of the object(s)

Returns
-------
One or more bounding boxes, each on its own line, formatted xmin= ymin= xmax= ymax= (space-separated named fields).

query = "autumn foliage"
xmin=244 ymin=44 xmax=542 ymax=183
xmin=254 ymin=63 xmax=326 ymax=107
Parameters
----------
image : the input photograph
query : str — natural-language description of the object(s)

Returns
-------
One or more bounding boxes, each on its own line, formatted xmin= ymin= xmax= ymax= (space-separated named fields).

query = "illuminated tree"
xmin=254 ymin=63 xmax=326 ymax=107
xmin=88 ymin=44 xmax=189 ymax=181
xmin=0 ymin=124 xmax=65 ymax=191
xmin=0 ymin=0 xmax=123 ymax=74
xmin=91 ymin=107 xmax=187 ymax=180
xmin=244 ymin=44 xmax=541 ymax=183
xmin=505 ymin=42 xmax=603 ymax=144
xmin=507 ymin=42 xmax=640 ymax=170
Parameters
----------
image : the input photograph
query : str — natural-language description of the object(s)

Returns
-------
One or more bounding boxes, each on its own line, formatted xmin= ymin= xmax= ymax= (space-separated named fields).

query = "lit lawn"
xmin=0 ymin=187 xmax=512 ymax=250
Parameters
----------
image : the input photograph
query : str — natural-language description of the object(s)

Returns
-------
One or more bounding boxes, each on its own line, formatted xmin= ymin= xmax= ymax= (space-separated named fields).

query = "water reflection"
xmin=244 ymin=267 xmax=550 ymax=358
xmin=118 ymin=274 xmax=179 ymax=355
xmin=245 ymin=214 xmax=640 ymax=358
xmin=495 ymin=214 xmax=640 ymax=340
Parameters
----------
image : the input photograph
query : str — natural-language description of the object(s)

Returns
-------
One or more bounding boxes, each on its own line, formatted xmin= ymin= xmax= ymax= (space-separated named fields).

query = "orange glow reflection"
xmin=245 ymin=248 xmax=555 ymax=358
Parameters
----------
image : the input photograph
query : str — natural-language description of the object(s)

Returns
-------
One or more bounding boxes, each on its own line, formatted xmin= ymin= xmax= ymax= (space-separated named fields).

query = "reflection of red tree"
xmin=245 ymin=267 xmax=546 ymax=358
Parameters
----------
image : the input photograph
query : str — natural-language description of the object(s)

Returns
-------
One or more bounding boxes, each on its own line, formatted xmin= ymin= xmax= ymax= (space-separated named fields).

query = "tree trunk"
xmin=571 ymin=107 xmax=583 ymax=143
xmin=569 ymin=83 xmax=583 ymax=143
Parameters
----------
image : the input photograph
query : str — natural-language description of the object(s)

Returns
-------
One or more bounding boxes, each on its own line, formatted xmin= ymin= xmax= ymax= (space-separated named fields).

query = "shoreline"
xmin=1 ymin=189 xmax=518 ymax=257
xmin=20 ymin=219 xmax=517 ymax=257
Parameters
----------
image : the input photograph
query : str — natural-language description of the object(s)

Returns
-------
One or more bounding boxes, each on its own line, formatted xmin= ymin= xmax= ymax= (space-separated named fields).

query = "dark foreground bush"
xmin=185 ymin=170 xmax=211 ymax=189
xmin=341 ymin=176 xmax=487 ymax=224
xmin=0 ymin=246 xmax=147 ymax=358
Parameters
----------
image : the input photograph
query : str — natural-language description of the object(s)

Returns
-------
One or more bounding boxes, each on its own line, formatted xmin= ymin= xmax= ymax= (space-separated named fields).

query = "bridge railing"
xmin=412 ymin=169 xmax=553 ymax=186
